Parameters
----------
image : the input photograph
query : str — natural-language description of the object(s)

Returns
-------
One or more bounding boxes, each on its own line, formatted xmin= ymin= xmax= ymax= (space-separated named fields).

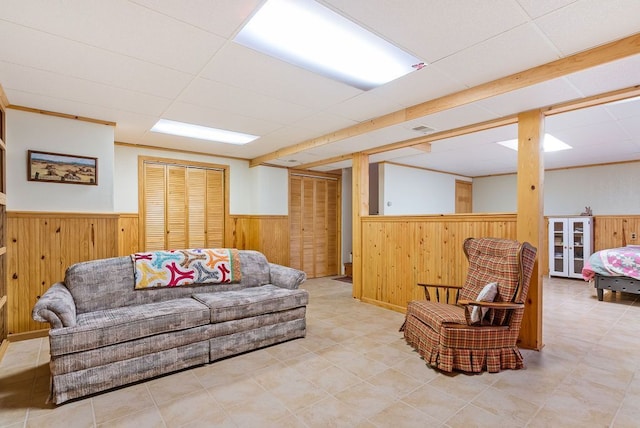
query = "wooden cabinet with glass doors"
xmin=548 ymin=217 xmax=593 ymax=279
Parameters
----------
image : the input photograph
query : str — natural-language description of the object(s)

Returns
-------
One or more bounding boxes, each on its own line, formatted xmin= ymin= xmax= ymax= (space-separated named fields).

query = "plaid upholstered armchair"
xmin=400 ymin=237 xmax=537 ymax=373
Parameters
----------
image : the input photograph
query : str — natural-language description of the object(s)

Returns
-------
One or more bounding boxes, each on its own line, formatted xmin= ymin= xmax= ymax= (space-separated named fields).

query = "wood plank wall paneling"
xmin=593 ymin=215 xmax=640 ymax=250
xmin=7 ymin=212 xmax=120 ymax=334
xmin=360 ymin=214 xmax=517 ymax=312
xmin=118 ymin=214 xmax=139 ymax=256
xmin=227 ymin=215 xmax=289 ymax=266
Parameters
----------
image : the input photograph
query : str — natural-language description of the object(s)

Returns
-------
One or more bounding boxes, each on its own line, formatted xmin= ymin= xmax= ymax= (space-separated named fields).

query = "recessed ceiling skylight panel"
xmin=235 ymin=0 xmax=425 ymax=90
xmin=497 ymin=134 xmax=572 ymax=152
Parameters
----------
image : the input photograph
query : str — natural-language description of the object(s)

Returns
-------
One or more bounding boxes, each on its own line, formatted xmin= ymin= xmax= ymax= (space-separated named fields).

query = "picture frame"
xmin=27 ymin=150 xmax=98 ymax=185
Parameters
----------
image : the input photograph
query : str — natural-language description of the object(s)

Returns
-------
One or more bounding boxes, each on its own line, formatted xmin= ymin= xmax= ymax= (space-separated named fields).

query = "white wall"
xmin=379 ymin=163 xmax=471 ymax=215
xmin=472 ymin=175 xmax=517 ymax=213
xmin=7 ymin=109 xmax=115 ymax=212
xmin=5 ymin=109 xmax=289 ymax=215
xmin=473 ymin=162 xmax=640 ymax=215
xmin=114 ymin=145 xmax=288 ymax=215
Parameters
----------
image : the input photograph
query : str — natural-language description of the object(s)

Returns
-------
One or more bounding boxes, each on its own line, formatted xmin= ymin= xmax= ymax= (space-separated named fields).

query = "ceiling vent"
xmin=411 ymin=125 xmax=436 ymax=134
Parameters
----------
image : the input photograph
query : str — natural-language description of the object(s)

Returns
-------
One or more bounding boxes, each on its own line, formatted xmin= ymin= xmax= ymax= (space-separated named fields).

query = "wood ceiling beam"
xmin=250 ymin=32 xmax=640 ymax=167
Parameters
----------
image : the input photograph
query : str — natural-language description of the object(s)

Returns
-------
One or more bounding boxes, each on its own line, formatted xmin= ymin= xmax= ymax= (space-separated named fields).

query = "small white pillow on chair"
xmin=470 ymin=282 xmax=498 ymax=324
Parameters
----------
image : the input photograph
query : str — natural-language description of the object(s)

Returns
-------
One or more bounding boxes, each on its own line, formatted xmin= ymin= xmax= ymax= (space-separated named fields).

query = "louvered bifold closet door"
xmin=289 ymin=173 xmax=339 ymax=279
xmin=187 ymin=168 xmax=207 ymax=248
xmin=141 ymin=160 xmax=226 ymax=252
xmin=314 ymin=180 xmax=328 ymax=276
xmin=205 ymin=169 xmax=224 ymax=247
xmin=289 ymin=175 xmax=303 ymax=270
xmin=166 ymin=165 xmax=187 ymax=249
xmin=143 ymin=163 xmax=167 ymax=251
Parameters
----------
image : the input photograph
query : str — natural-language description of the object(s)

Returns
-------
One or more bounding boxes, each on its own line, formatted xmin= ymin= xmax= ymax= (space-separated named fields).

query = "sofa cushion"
xmin=49 ymin=298 xmax=210 ymax=356
xmin=193 ymin=285 xmax=309 ymax=323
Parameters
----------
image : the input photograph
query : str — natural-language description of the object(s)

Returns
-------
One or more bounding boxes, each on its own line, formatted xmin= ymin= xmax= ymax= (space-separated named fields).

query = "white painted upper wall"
xmin=379 ymin=163 xmax=471 ymax=215
xmin=473 ymin=162 xmax=640 ymax=215
xmin=6 ymin=109 xmax=289 ymax=215
xmin=114 ymin=145 xmax=288 ymax=215
xmin=7 ymin=109 xmax=115 ymax=212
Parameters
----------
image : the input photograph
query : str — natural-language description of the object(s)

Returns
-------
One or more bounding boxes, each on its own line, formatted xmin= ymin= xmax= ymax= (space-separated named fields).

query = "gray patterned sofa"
xmin=32 ymin=249 xmax=308 ymax=404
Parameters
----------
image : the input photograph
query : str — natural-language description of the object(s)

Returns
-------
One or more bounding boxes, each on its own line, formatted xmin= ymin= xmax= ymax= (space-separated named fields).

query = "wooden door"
xmin=289 ymin=173 xmax=339 ymax=278
xmin=455 ymin=180 xmax=472 ymax=213
xmin=140 ymin=158 xmax=226 ymax=251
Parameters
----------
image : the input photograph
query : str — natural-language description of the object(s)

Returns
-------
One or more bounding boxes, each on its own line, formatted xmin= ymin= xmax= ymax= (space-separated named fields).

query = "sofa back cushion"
xmin=65 ymin=250 xmax=272 ymax=314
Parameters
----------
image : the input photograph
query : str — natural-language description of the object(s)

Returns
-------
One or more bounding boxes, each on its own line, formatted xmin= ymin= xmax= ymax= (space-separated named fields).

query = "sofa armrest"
xmin=32 ymin=282 xmax=77 ymax=329
xmin=269 ymin=263 xmax=307 ymax=290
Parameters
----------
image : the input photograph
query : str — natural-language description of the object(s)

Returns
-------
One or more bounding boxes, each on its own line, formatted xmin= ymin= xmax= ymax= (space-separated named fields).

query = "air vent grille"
xmin=411 ymin=125 xmax=436 ymax=134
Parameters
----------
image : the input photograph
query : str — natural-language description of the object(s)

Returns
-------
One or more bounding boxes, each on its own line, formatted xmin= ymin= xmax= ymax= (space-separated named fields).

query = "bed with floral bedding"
xmin=582 ymin=246 xmax=640 ymax=301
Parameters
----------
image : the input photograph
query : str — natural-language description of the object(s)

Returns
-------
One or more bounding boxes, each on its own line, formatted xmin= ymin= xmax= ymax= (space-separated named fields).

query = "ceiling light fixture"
xmin=497 ymin=134 xmax=572 ymax=152
xmin=234 ymin=0 xmax=424 ymax=90
xmin=151 ymin=119 xmax=258 ymax=145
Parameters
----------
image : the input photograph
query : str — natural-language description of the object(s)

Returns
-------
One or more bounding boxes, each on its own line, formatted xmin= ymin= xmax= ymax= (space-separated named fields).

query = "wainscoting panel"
xmin=361 ymin=214 xmax=517 ymax=312
xmin=118 ymin=214 xmax=139 ymax=256
xmin=227 ymin=215 xmax=289 ymax=266
xmin=593 ymin=215 xmax=640 ymax=250
xmin=7 ymin=212 xmax=120 ymax=334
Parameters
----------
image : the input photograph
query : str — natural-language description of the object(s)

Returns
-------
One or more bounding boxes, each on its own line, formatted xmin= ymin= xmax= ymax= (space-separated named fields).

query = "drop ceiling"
xmin=1 ymin=0 xmax=639 ymax=177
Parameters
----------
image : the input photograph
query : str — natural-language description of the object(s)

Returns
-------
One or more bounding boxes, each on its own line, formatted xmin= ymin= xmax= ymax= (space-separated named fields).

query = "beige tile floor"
xmin=1 ymin=276 xmax=639 ymax=427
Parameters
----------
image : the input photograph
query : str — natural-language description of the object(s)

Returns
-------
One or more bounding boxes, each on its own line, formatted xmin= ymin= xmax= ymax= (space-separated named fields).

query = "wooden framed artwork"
xmin=28 ymin=150 xmax=98 ymax=185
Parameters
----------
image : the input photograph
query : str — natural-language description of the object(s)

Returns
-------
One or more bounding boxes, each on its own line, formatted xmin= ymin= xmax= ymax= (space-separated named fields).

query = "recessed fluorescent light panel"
xmin=497 ymin=134 xmax=572 ymax=152
xmin=235 ymin=0 xmax=425 ymax=90
xmin=151 ymin=119 xmax=258 ymax=145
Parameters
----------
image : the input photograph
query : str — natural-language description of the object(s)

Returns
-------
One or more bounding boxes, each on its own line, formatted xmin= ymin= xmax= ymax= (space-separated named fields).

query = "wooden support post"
xmin=351 ymin=152 xmax=369 ymax=299
xmin=517 ymin=110 xmax=544 ymax=350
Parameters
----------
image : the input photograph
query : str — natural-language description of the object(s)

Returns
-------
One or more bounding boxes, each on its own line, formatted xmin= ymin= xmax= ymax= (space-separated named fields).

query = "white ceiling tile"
xmin=200 ymin=44 xmax=362 ymax=109
xmin=0 ymin=62 xmax=171 ymax=116
xmin=552 ymin=120 xmax=629 ymax=148
xmin=292 ymin=112 xmax=358 ymax=136
xmin=433 ymin=23 xmax=561 ymax=88
xmin=178 ymin=77 xmax=314 ymax=125
xmin=329 ymin=91 xmax=406 ymax=123
xmin=162 ymin=101 xmax=282 ymax=137
xmin=129 ymin=0 xmax=261 ymax=38
xmin=533 ymin=0 xmax=640 ymax=55
xmin=0 ymin=21 xmax=193 ymax=99
xmin=516 ymin=0 xmax=576 ymax=19
xmin=604 ymin=98 xmax=640 ymax=121
xmin=478 ymin=77 xmax=582 ymax=117
xmin=546 ymin=105 xmax=615 ymax=132
xmin=565 ymin=54 xmax=640 ymax=97
xmin=325 ymin=0 xmax=530 ymax=62
xmin=407 ymin=104 xmax=500 ymax=135
xmin=0 ymin=0 xmax=225 ymax=73
xmin=370 ymin=64 xmax=467 ymax=109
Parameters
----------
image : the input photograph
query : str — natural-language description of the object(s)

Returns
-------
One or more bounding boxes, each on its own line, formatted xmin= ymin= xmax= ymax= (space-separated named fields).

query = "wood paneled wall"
xmin=7 ymin=212 xmax=120 ymax=334
xmin=227 ymin=215 xmax=289 ymax=266
xmin=593 ymin=215 xmax=640 ymax=250
xmin=361 ymin=214 xmax=517 ymax=312
xmin=118 ymin=214 xmax=139 ymax=256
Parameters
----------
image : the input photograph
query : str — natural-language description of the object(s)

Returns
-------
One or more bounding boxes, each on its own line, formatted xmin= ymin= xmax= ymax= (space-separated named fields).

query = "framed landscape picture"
xmin=28 ymin=150 xmax=98 ymax=185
